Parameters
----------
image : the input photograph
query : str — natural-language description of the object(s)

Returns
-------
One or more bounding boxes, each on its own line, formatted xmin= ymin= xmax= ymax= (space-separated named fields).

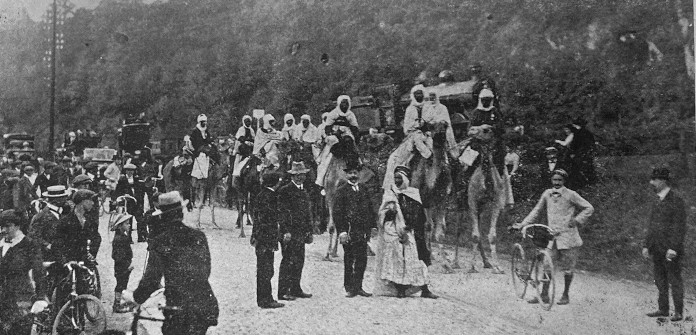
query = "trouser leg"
xmin=667 ymin=257 xmax=684 ymax=314
xmin=278 ymin=242 xmax=291 ymax=298
xmin=290 ymin=242 xmax=306 ymax=295
xmin=653 ymin=258 xmax=670 ymax=313
xmin=256 ymin=248 xmax=275 ymax=305
xmin=352 ymin=241 xmax=368 ymax=290
xmin=343 ymin=243 xmax=355 ymax=292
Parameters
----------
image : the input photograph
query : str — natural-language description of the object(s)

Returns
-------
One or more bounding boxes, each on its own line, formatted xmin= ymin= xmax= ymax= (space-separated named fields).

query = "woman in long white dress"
xmin=373 ymin=170 xmax=430 ymax=298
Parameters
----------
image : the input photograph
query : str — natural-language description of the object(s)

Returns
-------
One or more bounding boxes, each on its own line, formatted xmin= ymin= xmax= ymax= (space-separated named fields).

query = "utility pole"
xmin=49 ymin=0 xmax=57 ymax=154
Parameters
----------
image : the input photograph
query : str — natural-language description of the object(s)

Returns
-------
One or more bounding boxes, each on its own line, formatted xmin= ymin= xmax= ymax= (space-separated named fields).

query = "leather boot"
xmin=557 ymin=273 xmax=572 ymax=305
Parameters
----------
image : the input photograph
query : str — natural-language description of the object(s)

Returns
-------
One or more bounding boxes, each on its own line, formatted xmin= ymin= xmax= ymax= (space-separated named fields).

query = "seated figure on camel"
xmin=253 ymin=114 xmax=284 ymax=171
xmin=383 ymin=85 xmax=457 ymax=191
xmin=315 ymin=95 xmax=361 ymax=187
xmin=450 ymin=88 xmax=512 ymax=208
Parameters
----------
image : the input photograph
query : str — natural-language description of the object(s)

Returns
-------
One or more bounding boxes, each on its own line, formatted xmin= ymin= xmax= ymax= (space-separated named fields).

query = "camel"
xmin=452 ymin=124 xmax=511 ymax=274
xmin=189 ymin=144 xmax=225 ymax=229
xmin=231 ymin=154 xmax=264 ymax=238
xmin=407 ymin=122 xmax=453 ymax=272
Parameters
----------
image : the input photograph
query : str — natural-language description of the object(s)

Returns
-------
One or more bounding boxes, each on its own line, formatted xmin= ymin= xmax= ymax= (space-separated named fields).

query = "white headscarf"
xmin=476 ymin=88 xmax=495 ymax=112
xmin=410 ymin=84 xmax=426 ymax=108
xmin=282 ymin=113 xmax=296 ymax=131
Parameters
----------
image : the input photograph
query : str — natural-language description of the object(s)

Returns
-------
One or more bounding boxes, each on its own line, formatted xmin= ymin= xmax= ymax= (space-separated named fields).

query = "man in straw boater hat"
xmin=643 ymin=167 xmax=686 ymax=322
xmin=28 ymin=185 xmax=70 ymax=262
xmin=277 ymin=161 xmax=314 ymax=301
xmin=334 ymin=160 xmax=377 ymax=298
xmin=124 ymin=191 xmax=219 ymax=334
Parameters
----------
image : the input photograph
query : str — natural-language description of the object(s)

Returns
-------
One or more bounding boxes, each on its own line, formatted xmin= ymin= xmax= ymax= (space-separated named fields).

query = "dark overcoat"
xmin=53 ymin=212 xmax=101 ymax=263
xmin=133 ymin=220 xmax=219 ymax=326
xmin=28 ymin=207 xmax=61 ymax=261
xmin=644 ymin=190 xmax=687 ymax=256
xmin=0 ymin=236 xmax=45 ymax=302
xmin=277 ymin=182 xmax=313 ymax=243
xmin=333 ymin=182 xmax=377 ymax=242
xmin=252 ymin=187 xmax=280 ymax=251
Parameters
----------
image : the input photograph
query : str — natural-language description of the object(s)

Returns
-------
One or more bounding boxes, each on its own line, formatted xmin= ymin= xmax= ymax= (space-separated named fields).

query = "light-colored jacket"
xmin=520 ymin=186 xmax=594 ymax=249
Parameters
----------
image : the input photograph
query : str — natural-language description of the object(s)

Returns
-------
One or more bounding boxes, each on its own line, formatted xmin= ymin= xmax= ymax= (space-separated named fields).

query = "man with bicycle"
xmin=512 ymin=169 xmax=593 ymax=305
xmin=124 ymin=191 xmax=219 ymax=335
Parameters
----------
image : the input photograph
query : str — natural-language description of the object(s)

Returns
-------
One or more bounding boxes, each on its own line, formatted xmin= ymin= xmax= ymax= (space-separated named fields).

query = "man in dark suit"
xmin=569 ymin=117 xmax=596 ymax=188
xmin=643 ymin=167 xmax=686 ymax=322
xmin=334 ymin=161 xmax=376 ymax=298
xmin=126 ymin=191 xmax=219 ymax=335
xmin=28 ymin=185 xmax=69 ymax=262
xmin=0 ymin=210 xmax=48 ymax=333
xmin=35 ymin=162 xmax=58 ymax=197
xmin=277 ymin=161 xmax=314 ymax=301
xmin=14 ymin=164 xmax=38 ymax=219
xmin=251 ymin=171 xmax=284 ymax=309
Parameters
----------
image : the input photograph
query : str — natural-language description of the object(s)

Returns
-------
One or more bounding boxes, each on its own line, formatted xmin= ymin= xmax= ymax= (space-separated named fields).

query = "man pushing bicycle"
xmin=512 ymin=169 xmax=593 ymax=305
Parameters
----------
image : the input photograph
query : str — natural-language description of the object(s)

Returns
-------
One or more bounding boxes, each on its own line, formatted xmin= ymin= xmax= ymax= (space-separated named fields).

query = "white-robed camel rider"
xmin=293 ymin=114 xmax=321 ymax=162
xmin=383 ymin=85 xmax=456 ymax=190
xmin=281 ymin=113 xmax=297 ymax=141
xmin=232 ymin=115 xmax=256 ymax=179
xmin=315 ymin=95 xmax=360 ymax=187
xmin=253 ymin=114 xmax=283 ymax=168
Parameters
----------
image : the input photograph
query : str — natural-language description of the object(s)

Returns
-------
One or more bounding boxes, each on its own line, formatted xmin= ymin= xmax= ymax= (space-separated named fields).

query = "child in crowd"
xmin=111 ymin=215 xmax=134 ymax=313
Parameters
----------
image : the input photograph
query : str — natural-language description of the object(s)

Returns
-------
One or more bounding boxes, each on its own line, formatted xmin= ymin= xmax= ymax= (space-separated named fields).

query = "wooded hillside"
xmin=0 ymin=0 xmax=693 ymax=153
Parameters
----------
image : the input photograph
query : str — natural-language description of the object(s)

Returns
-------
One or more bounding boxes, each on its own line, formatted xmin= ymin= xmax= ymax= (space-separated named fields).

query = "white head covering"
xmin=336 ymin=95 xmax=352 ymax=113
xmin=197 ymin=114 xmax=207 ymax=122
xmin=476 ymin=89 xmax=495 ymax=112
xmin=262 ymin=114 xmax=276 ymax=130
xmin=410 ymin=84 xmax=425 ymax=107
xmin=242 ymin=115 xmax=252 ymax=129
xmin=283 ymin=113 xmax=296 ymax=130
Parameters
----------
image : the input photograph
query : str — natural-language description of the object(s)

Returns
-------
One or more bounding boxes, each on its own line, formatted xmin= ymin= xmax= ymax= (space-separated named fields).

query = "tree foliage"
xmin=0 ymin=0 xmax=693 ymax=153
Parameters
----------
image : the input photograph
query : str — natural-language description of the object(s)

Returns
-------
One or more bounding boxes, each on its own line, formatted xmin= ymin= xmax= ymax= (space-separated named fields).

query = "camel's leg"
xmin=235 ymin=197 xmax=244 ymax=228
xmin=239 ymin=195 xmax=248 ymax=238
xmin=468 ymin=199 xmax=481 ymax=273
xmin=452 ymin=210 xmax=463 ymax=269
xmin=432 ymin=206 xmax=453 ymax=274
xmin=487 ymin=202 xmax=505 ymax=274
xmin=211 ymin=203 xmax=221 ymax=229
xmin=324 ymin=208 xmax=335 ymax=261
xmin=196 ymin=206 xmax=203 ymax=229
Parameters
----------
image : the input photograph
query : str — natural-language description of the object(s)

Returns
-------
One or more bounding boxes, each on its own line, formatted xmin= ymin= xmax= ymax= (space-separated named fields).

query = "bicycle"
xmin=31 ymin=261 xmax=107 ymax=335
xmin=127 ymin=288 xmax=180 ymax=335
xmin=509 ymin=224 xmax=557 ymax=311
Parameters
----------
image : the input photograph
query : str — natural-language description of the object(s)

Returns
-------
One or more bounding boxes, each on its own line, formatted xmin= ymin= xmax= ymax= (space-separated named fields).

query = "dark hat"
xmin=0 ymin=210 xmax=26 ymax=227
xmin=22 ymin=164 xmax=35 ymax=172
xmin=44 ymin=161 xmax=57 ymax=169
xmin=343 ymin=161 xmax=363 ymax=173
xmin=261 ymin=171 xmax=283 ymax=187
xmin=288 ymin=161 xmax=310 ymax=175
xmin=73 ymin=189 xmax=96 ymax=205
xmin=1 ymin=169 xmax=19 ymax=178
xmin=394 ymin=165 xmax=411 ymax=180
xmin=84 ymin=161 xmax=99 ymax=170
xmin=72 ymin=174 xmax=92 ymax=186
xmin=651 ymin=167 xmax=670 ymax=181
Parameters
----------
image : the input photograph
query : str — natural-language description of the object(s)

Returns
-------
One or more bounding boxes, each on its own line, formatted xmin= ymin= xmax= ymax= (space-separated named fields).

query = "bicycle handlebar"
xmin=116 ymin=195 xmax=137 ymax=202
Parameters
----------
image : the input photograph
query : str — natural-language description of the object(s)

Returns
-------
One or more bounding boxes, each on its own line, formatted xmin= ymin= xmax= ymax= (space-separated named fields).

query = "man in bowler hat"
xmin=251 ymin=171 xmax=285 ymax=309
xmin=643 ymin=167 xmax=686 ymax=322
xmin=334 ymin=161 xmax=377 ymax=297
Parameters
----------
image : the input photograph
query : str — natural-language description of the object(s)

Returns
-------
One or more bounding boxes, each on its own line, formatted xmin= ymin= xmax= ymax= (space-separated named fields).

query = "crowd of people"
xmin=0 ymin=83 xmax=688 ymax=334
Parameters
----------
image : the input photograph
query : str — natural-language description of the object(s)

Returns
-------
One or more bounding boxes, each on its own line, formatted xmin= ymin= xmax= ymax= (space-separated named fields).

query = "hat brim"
xmin=152 ymin=199 xmax=188 ymax=216
xmin=42 ymin=191 xmax=70 ymax=198
xmin=110 ymin=214 xmax=133 ymax=231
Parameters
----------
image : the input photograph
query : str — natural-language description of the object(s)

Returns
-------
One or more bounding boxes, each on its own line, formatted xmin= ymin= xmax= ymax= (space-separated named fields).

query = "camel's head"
xmin=468 ymin=125 xmax=495 ymax=142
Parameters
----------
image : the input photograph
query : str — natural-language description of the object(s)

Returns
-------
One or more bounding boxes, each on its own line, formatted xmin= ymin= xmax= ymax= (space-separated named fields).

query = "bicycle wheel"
xmin=52 ymin=294 xmax=106 ymax=335
xmin=534 ymin=249 xmax=556 ymax=311
xmin=510 ymin=243 xmax=528 ymax=299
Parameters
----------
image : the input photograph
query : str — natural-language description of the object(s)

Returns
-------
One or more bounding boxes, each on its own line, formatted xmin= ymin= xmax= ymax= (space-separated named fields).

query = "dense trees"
xmin=0 ymin=0 xmax=693 ymax=154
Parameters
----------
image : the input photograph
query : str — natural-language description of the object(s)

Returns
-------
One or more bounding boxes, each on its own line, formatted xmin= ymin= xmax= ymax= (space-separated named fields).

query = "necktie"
xmin=352 ymin=185 xmax=359 ymax=192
